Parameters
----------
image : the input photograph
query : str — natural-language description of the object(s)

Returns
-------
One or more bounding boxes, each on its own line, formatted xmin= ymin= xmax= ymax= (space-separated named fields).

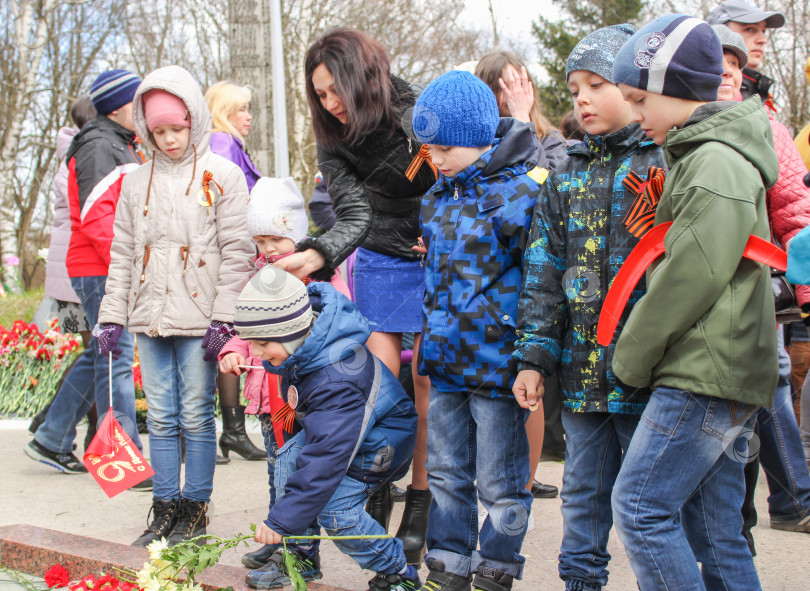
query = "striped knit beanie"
xmin=90 ymin=70 xmax=142 ymax=115
xmin=234 ymin=265 xmax=313 ymax=355
xmin=613 ymin=15 xmax=723 ymax=102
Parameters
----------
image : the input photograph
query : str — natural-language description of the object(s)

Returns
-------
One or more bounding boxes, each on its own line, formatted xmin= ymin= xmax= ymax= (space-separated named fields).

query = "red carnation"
xmin=44 ymin=564 xmax=70 ymax=588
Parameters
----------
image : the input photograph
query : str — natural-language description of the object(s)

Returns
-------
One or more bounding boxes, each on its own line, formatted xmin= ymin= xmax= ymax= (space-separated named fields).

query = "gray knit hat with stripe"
xmin=90 ymin=70 xmax=141 ymax=115
xmin=613 ymin=14 xmax=723 ymax=102
xmin=234 ymin=265 xmax=313 ymax=354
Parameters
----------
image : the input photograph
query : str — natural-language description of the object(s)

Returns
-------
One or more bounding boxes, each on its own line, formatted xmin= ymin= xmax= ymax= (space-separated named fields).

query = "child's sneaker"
xmin=421 ymin=559 xmax=472 ymax=591
xmin=471 ymin=565 xmax=513 ymax=591
xmin=241 ymin=543 xmax=280 ymax=569
xmin=367 ymin=565 xmax=420 ymax=590
xmin=244 ymin=546 xmax=322 ymax=589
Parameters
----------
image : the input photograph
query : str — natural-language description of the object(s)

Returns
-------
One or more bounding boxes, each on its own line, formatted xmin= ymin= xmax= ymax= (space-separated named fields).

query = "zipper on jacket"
xmin=453 ymin=184 xmax=459 ymax=200
xmin=140 ymin=245 xmax=151 ymax=283
xmin=408 ymin=138 xmax=413 ymax=154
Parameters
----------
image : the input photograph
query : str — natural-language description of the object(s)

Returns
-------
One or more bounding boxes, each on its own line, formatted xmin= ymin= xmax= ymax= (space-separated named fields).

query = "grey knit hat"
xmin=566 ymin=24 xmax=638 ymax=82
xmin=234 ymin=265 xmax=313 ymax=354
xmin=712 ymin=24 xmax=749 ymax=68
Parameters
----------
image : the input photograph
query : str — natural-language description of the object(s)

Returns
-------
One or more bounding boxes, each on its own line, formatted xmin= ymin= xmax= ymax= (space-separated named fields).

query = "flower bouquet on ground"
xmin=0 ymin=319 xmax=81 ymax=417
xmin=0 ymin=564 xmax=140 ymax=591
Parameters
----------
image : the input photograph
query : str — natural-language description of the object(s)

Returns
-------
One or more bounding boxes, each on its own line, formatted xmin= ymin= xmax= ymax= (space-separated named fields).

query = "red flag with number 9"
xmin=83 ymin=409 xmax=154 ymax=498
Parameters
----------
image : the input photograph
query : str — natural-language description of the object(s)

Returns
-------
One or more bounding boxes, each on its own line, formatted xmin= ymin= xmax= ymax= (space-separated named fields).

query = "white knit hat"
xmin=246 ymin=177 xmax=308 ymax=243
xmin=234 ymin=265 xmax=313 ymax=354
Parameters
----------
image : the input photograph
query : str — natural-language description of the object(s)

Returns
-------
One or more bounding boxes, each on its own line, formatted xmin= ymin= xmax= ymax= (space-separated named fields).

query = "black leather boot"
xmin=132 ymin=499 xmax=178 ymax=547
xmin=219 ymin=406 xmax=265 ymax=461
xmin=365 ymin=482 xmax=394 ymax=531
xmin=395 ymin=486 xmax=431 ymax=565
xmin=167 ymin=498 xmax=209 ymax=545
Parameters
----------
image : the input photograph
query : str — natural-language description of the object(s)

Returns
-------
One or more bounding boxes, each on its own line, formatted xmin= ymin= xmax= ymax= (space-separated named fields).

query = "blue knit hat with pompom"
xmin=412 ymin=70 xmax=498 ymax=148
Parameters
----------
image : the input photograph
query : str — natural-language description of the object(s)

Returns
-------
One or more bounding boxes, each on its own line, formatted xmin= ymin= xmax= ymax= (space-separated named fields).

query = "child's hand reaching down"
xmin=512 ymin=369 xmax=544 ymax=411
xmin=219 ymin=352 xmax=246 ymax=375
xmin=255 ymin=522 xmax=283 ymax=545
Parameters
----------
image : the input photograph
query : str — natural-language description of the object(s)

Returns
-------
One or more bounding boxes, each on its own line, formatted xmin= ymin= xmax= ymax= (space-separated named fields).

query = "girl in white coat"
xmin=97 ymin=65 xmax=254 ymax=547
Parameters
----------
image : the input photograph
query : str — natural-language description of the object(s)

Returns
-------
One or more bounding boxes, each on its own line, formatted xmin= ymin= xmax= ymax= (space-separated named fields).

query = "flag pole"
xmin=108 ymin=350 xmax=113 ymax=410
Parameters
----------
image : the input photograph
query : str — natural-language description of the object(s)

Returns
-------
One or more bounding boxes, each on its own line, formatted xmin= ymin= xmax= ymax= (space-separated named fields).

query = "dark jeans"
xmin=35 ymin=275 xmax=140 ymax=453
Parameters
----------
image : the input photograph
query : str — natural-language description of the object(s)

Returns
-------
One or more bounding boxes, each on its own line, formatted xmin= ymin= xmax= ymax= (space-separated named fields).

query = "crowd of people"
xmin=23 ymin=1 xmax=810 ymax=590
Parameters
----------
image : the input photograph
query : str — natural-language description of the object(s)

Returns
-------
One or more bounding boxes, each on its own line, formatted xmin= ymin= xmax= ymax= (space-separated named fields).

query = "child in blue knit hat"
xmin=511 ymin=23 xmax=666 ymax=591
xmin=610 ymin=14 xmax=779 ymax=589
xmin=411 ymin=69 xmax=545 ymax=591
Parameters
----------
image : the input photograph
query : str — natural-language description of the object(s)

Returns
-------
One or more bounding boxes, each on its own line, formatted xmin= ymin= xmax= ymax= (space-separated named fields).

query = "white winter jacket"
xmin=99 ymin=66 xmax=254 ymax=336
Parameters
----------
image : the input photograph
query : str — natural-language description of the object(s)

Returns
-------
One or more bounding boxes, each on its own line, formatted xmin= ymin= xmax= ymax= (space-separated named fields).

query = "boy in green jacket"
xmin=610 ymin=14 xmax=778 ymax=590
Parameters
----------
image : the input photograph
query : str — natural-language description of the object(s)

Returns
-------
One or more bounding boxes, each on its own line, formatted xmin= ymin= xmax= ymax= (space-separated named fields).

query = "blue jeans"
xmin=35 ymin=275 xmax=140 ymax=453
xmin=612 ymin=387 xmax=760 ymax=591
xmin=425 ymin=387 xmax=532 ymax=579
xmin=275 ymin=432 xmax=404 ymax=574
xmin=259 ymin=413 xmax=279 ymax=515
xmin=138 ymin=334 xmax=216 ymax=502
xmin=559 ymin=412 xmax=639 ymax=591
xmin=758 ymin=329 xmax=810 ymax=522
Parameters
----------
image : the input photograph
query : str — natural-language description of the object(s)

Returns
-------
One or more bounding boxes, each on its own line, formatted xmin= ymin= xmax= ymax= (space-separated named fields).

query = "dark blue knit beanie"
xmin=412 ymin=70 xmax=498 ymax=147
xmin=90 ymin=70 xmax=141 ymax=115
xmin=613 ymin=15 xmax=723 ymax=102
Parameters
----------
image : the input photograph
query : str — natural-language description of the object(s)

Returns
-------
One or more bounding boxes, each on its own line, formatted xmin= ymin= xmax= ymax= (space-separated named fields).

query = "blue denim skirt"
xmin=352 ymin=247 xmax=425 ymax=333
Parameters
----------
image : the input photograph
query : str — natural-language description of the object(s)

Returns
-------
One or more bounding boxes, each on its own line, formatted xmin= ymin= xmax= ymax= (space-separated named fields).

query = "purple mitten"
xmin=202 ymin=321 xmax=236 ymax=363
xmin=92 ymin=323 xmax=124 ymax=359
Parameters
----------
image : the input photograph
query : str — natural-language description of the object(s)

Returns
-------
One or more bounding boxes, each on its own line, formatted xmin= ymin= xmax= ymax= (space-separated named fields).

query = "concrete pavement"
xmin=1 ymin=419 xmax=806 ymax=589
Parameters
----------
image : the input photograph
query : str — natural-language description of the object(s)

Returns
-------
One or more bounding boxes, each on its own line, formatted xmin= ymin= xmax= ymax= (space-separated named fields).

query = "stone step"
xmin=0 ymin=524 xmax=348 ymax=591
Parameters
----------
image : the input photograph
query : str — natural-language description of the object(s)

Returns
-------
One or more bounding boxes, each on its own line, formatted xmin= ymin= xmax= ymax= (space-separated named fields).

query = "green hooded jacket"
xmin=612 ymin=97 xmax=779 ymax=408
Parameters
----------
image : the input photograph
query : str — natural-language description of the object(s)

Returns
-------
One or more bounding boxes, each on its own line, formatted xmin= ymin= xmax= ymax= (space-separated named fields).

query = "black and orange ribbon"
xmin=271 ymin=403 xmax=296 ymax=434
xmin=405 ymin=144 xmax=438 ymax=181
xmin=622 ymin=166 xmax=666 ymax=238
xmin=597 ymin=221 xmax=788 ymax=346
xmin=200 ymin=170 xmax=223 ymax=207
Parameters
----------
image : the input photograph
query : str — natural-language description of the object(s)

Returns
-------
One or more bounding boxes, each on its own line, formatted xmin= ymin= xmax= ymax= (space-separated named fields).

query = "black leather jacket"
xmin=298 ymin=77 xmax=436 ymax=281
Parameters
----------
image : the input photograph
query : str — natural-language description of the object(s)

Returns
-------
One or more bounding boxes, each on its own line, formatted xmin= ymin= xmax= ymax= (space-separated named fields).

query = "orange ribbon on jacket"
xmin=596 ymin=221 xmax=787 ymax=347
xmin=405 ymin=144 xmax=438 ymax=181
xmin=622 ymin=166 xmax=666 ymax=238
xmin=271 ymin=402 xmax=296 ymax=435
xmin=200 ymin=170 xmax=223 ymax=207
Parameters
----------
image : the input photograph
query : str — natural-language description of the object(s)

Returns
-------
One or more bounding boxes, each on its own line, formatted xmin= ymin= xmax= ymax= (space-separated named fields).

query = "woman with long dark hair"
xmin=275 ymin=27 xmax=434 ymax=568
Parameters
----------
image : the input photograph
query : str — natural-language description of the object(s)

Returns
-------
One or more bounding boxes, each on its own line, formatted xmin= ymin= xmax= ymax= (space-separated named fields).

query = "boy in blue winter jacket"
xmin=234 ymin=265 xmax=419 ymax=591
xmin=511 ymin=25 xmax=666 ymax=591
xmin=411 ymin=70 xmax=547 ymax=591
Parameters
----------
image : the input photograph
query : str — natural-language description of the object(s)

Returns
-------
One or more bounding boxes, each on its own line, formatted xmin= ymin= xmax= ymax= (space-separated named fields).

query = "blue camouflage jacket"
xmin=419 ymin=118 xmax=547 ymax=398
xmin=263 ymin=283 xmax=417 ymax=535
xmin=513 ymin=123 xmax=666 ymax=414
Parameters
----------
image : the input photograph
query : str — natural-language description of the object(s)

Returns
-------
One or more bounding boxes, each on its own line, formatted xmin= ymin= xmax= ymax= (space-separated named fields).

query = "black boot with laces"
xmin=167 ymin=498 xmax=209 ymax=545
xmin=131 ymin=498 xmax=178 ymax=547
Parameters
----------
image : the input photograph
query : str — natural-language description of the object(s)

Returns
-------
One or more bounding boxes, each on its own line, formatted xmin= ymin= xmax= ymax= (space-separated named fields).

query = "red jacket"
xmin=65 ymin=116 xmax=143 ymax=277
xmin=765 ymin=111 xmax=810 ymax=308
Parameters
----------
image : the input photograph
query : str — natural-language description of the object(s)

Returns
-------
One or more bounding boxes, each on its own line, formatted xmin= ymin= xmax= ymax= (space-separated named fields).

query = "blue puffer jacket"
xmin=419 ymin=118 xmax=547 ymax=398
xmin=263 ymin=282 xmax=417 ymax=536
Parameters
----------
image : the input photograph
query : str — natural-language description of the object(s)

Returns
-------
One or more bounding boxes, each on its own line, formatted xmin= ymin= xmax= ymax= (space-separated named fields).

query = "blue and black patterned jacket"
xmin=419 ymin=118 xmax=547 ymax=398
xmin=513 ymin=123 xmax=665 ymax=414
